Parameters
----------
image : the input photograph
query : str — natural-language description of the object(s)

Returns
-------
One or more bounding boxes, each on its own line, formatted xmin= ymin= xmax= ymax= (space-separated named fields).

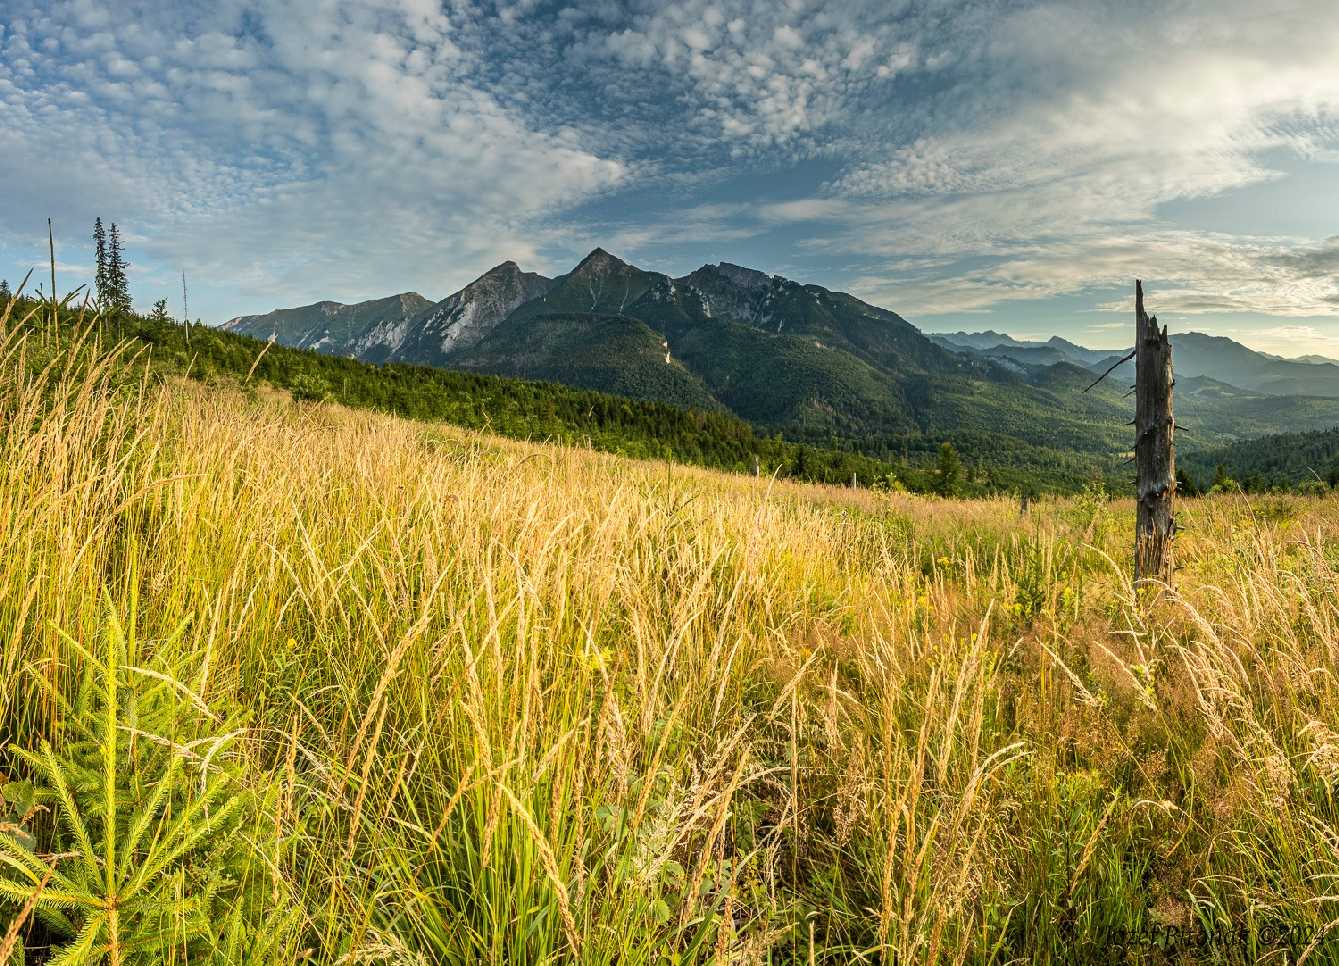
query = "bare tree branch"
xmin=1083 ymin=348 xmax=1136 ymax=393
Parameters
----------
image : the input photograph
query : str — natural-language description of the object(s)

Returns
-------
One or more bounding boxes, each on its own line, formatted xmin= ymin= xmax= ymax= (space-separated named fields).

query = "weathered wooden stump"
xmin=1133 ymin=280 xmax=1174 ymax=587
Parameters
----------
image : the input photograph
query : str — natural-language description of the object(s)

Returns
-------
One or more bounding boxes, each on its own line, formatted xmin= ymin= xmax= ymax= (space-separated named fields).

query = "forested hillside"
xmin=1183 ymin=425 xmax=1339 ymax=490
xmin=7 ymin=294 xmax=946 ymax=491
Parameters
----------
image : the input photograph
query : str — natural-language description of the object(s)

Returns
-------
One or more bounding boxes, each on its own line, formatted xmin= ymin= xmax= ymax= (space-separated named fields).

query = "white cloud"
xmin=838 ymin=227 xmax=1339 ymax=319
xmin=0 ymin=0 xmax=627 ymax=315
xmin=801 ymin=0 xmax=1339 ymax=319
xmin=1258 ymin=325 xmax=1333 ymax=342
xmin=578 ymin=0 xmax=939 ymax=153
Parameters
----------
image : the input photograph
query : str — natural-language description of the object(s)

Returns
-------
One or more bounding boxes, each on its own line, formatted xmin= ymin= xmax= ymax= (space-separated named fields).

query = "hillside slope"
xmin=451 ymin=310 xmax=723 ymax=411
xmin=9 ymin=312 xmax=1339 ymax=960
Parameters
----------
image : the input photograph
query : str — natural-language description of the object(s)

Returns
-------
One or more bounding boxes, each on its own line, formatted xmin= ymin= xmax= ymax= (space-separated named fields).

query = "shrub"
xmin=288 ymin=372 xmax=330 ymax=403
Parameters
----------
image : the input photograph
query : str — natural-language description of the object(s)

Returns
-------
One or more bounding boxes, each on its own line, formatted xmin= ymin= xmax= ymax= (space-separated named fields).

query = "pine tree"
xmin=107 ymin=222 xmax=130 ymax=313
xmin=933 ymin=441 xmax=965 ymax=497
xmin=1208 ymin=462 xmax=1236 ymax=495
xmin=1176 ymin=468 xmax=1201 ymax=498
xmin=93 ymin=217 xmax=109 ymax=307
xmin=151 ymin=297 xmax=170 ymax=323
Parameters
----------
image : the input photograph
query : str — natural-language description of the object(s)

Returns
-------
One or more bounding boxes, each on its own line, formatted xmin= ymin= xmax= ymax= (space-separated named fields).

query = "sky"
xmin=2 ymin=0 xmax=1338 ymax=355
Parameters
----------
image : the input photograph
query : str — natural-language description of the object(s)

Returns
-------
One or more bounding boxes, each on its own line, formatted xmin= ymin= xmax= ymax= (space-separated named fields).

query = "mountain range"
xmin=226 ymin=249 xmax=994 ymax=441
xmin=223 ymin=251 xmax=1339 ymax=484
xmin=930 ymin=330 xmax=1339 ymax=397
xmin=927 ymin=331 xmax=1114 ymax=368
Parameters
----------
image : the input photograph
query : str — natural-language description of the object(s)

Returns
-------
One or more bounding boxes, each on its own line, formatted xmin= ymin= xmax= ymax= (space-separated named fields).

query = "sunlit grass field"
xmin=4 ymin=310 xmax=1339 ymax=963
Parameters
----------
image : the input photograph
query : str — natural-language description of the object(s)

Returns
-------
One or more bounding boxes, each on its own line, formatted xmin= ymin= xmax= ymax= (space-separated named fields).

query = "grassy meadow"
xmin=4 ymin=310 xmax=1339 ymax=963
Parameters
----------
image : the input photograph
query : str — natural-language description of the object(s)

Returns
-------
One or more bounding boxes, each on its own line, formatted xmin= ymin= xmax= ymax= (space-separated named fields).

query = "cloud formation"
xmin=1 ymin=0 xmax=1337 ymax=336
xmin=793 ymin=0 xmax=1339 ymax=318
xmin=0 ymin=0 xmax=626 ymax=309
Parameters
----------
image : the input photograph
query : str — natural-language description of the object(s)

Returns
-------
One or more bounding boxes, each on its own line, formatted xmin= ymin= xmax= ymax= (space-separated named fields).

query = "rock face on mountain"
xmin=222 ymin=293 xmax=432 ymax=354
xmin=219 ymin=292 xmax=428 ymax=356
xmin=508 ymin=248 xmax=663 ymax=320
xmin=679 ymin=262 xmax=772 ymax=323
xmin=374 ymin=261 xmax=552 ymax=366
xmin=220 ymin=265 xmax=553 ymax=366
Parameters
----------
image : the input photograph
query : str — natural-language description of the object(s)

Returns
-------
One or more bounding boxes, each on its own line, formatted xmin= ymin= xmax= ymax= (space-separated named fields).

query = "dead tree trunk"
xmin=1134 ymin=280 xmax=1174 ymax=587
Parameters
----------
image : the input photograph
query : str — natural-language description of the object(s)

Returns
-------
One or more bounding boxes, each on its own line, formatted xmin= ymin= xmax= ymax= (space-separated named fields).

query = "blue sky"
xmin=2 ymin=0 xmax=1338 ymax=354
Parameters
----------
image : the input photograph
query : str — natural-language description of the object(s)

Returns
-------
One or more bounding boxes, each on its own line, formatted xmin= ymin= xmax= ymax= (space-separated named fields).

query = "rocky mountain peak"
xmin=675 ymin=261 xmax=778 ymax=323
xmin=464 ymin=261 xmax=523 ymax=292
xmin=475 ymin=259 xmax=524 ymax=280
xmin=712 ymin=262 xmax=772 ymax=291
xmin=572 ymin=247 xmax=628 ymax=275
xmin=367 ymin=261 xmax=554 ymax=363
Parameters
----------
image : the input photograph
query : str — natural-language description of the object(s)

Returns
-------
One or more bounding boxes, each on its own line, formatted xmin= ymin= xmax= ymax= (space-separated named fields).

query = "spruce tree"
xmin=933 ymin=441 xmax=965 ymax=497
xmin=0 ymin=278 xmax=10 ymax=305
xmin=107 ymin=222 xmax=130 ymax=313
xmin=93 ymin=217 xmax=108 ymax=307
xmin=151 ymin=297 xmax=170 ymax=323
xmin=1208 ymin=463 xmax=1236 ymax=495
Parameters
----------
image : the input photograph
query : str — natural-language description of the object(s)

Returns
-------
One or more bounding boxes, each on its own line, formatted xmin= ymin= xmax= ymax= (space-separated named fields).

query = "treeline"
xmin=3 ymin=289 xmax=970 ymax=492
xmin=142 ymin=314 xmax=944 ymax=490
xmin=13 ymin=218 xmax=1339 ymax=498
xmin=1180 ymin=427 xmax=1339 ymax=494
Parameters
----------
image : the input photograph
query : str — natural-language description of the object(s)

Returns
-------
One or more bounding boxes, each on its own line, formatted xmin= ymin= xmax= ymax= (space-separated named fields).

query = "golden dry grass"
xmin=4 ymin=315 xmax=1339 ymax=963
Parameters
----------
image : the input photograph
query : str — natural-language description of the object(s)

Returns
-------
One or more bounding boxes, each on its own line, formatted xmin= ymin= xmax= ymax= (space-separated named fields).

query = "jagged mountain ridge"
xmin=221 ymin=249 xmax=1047 ymax=455
xmin=228 ymin=248 xmax=967 ymax=387
xmin=505 ymin=249 xmax=969 ymax=378
xmin=223 ymin=292 xmax=431 ymax=353
xmin=929 ymin=332 xmax=1112 ymax=368
xmin=456 ymin=248 xmax=998 ymax=436
xmin=221 ymin=266 xmax=552 ymax=365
